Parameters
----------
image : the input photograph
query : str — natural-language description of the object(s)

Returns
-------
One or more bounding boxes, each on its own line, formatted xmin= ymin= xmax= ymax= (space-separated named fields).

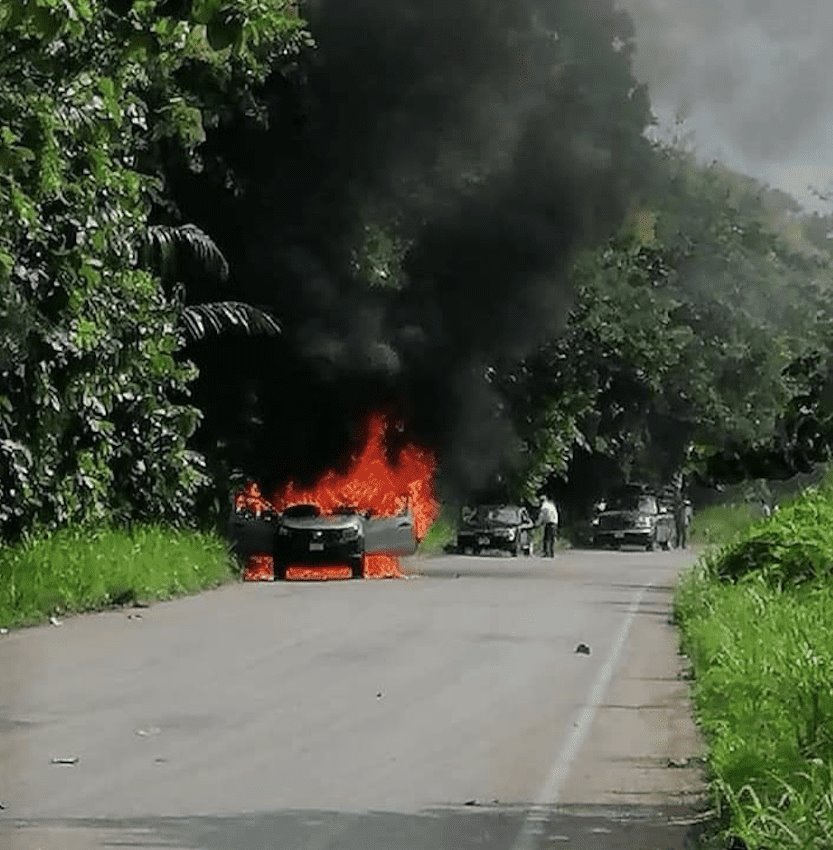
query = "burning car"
xmin=228 ymin=494 xmax=419 ymax=580
xmin=227 ymin=413 xmax=439 ymax=580
xmin=456 ymin=504 xmax=535 ymax=556
xmin=591 ymin=488 xmax=675 ymax=551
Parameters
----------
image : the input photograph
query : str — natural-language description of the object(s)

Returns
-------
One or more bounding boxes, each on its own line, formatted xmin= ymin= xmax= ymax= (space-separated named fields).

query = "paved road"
xmin=0 ymin=549 xmax=707 ymax=849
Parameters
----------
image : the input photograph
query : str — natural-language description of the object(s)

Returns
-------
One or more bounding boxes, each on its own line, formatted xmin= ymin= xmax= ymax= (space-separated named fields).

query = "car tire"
xmin=350 ymin=556 xmax=364 ymax=579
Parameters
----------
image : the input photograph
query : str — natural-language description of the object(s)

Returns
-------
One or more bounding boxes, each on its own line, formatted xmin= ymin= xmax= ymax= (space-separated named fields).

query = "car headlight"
xmin=341 ymin=526 xmax=360 ymax=541
xmin=591 ymin=517 xmax=600 ymax=527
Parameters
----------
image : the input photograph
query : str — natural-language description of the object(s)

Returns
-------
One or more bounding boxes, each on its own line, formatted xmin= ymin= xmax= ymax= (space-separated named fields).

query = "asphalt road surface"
xmin=0 ymin=549 xmax=708 ymax=849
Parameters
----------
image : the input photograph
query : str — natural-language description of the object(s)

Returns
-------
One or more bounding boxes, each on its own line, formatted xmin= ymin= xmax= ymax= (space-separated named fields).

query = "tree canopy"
xmin=3 ymin=0 xmax=833 ymax=539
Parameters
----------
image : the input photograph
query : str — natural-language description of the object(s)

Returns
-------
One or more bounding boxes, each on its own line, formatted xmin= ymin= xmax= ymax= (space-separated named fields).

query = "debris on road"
xmin=154 ymin=758 xmax=168 ymax=764
xmin=575 ymin=643 xmax=591 ymax=655
xmin=376 ymin=691 xmax=384 ymax=700
xmin=667 ymin=757 xmax=692 ymax=768
xmin=464 ymin=799 xmax=481 ymax=807
xmin=49 ymin=616 xmax=63 ymax=627
xmin=127 ymin=613 xmax=143 ymax=620
xmin=0 ymin=628 xmax=8 ymax=635
xmin=0 ymin=800 xmax=7 ymax=810
xmin=135 ymin=726 xmax=161 ymax=737
xmin=50 ymin=757 xmax=79 ymax=765
xmin=132 ymin=601 xmax=150 ymax=609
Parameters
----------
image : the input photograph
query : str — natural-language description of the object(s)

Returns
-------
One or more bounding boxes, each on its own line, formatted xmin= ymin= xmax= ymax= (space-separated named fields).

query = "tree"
xmin=0 ymin=0 xmax=307 ymax=539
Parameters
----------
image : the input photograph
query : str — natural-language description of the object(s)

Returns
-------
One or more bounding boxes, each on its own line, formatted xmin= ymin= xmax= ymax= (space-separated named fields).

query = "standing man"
xmin=538 ymin=495 xmax=559 ymax=558
xmin=674 ymin=493 xmax=690 ymax=550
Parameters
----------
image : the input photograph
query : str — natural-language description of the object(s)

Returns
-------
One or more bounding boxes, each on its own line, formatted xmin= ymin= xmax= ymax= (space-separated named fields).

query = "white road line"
xmin=511 ymin=583 xmax=651 ymax=850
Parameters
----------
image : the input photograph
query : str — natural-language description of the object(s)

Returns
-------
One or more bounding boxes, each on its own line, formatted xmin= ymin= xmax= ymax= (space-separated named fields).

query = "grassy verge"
xmin=675 ymin=485 xmax=833 ymax=848
xmin=689 ymin=502 xmax=760 ymax=547
xmin=418 ymin=506 xmax=458 ymax=555
xmin=0 ymin=524 xmax=236 ymax=629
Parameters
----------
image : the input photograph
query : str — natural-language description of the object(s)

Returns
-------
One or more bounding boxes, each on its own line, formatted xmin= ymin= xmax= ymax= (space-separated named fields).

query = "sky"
xmin=618 ymin=0 xmax=833 ymax=211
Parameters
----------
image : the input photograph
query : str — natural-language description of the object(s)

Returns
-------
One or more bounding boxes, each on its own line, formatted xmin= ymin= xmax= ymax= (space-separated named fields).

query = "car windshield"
xmin=472 ymin=505 xmax=521 ymax=525
xmin=608 ymin=495 xmax=658 ymax=515
xmin=282 ymin=504 xmax=321 ymax=518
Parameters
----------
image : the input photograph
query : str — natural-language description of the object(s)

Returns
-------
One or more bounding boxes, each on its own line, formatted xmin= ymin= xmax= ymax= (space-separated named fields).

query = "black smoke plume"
xmin=166 ymin=0 xmax=653 ymax=502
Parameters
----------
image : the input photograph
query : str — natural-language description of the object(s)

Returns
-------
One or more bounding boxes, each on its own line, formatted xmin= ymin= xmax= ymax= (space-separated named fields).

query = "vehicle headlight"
xmin=341 ymin=526 xmax=359 ymax=541
xmin=591 ymin=517 xmax=600 ymax=527
xmin=635 ymin=516 xmax=652 ymax=528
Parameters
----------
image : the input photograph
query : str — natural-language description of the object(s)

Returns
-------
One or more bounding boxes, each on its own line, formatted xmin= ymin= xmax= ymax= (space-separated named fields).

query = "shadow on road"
xmin=5 ymin=804 xmax=712 ymax=850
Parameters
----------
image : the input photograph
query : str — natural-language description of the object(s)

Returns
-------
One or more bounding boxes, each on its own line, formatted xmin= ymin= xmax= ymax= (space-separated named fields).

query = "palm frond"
xmin=180 ymin=302 xmax=282 ymax=342
xmin=146 ymin=224 xmax=230 ymax=282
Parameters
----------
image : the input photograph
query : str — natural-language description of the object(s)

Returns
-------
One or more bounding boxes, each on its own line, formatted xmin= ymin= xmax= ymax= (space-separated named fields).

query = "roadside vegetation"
xmin=676 ymin=484 xmax=833 ymax=848
xmin=688 ymin=503 xmax=760 ymax=548
xmin=0 ymin=526 xmax=235 ymax=629
xmin=418 ymin=507 xmax=458 ymax=555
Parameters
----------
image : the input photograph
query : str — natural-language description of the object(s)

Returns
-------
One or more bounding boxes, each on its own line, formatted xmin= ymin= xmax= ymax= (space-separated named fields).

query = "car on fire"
xmin=455 ymin=504 xmax=535 ymax=556
xmin=591 ymin=488 xmax=675 ymax=551
xmin=228 ymin=497 xmax=418 ymax=579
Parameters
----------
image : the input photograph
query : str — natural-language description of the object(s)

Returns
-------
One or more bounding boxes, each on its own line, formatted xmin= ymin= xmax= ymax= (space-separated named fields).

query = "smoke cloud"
xmin=176 ymin=0 xmax=653 ymax=498
xmin=618 ymin=0 xmax=833 ymax=208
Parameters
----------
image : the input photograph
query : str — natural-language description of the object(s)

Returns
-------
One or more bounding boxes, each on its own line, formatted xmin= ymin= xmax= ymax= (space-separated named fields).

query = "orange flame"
xmin=237 ymin=414 xmax=439 ymax=581
xmin=243 ymin=554 xmax=275 ymax=582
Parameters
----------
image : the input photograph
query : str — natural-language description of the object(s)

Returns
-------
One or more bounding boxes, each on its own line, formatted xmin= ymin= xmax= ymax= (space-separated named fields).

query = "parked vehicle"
xmin=456 ymin=504 xmax=535 ymax=556
xmin=591 ymin=489 xmax=675 ymax=551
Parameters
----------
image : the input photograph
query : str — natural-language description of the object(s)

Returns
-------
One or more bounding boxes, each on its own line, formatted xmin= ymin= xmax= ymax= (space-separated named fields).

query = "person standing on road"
xmin=674 ymin=495 xmax=690 ymax=549
xmin=538 ymin=495 xmax=559 ymax=557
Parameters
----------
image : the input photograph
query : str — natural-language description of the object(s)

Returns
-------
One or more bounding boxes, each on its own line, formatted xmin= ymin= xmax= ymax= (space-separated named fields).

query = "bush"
xmin=0 ymin=525 xmax=235 ymax=629
xmin=676 ymin=483 xmax=833 ymax=848
xmin=703 ymin=486 xmax=833 ymax=587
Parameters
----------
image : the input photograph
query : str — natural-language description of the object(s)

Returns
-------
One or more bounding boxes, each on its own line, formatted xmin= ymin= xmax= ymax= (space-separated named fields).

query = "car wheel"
xmin=350 ymin=556 xmax=364 ymax=579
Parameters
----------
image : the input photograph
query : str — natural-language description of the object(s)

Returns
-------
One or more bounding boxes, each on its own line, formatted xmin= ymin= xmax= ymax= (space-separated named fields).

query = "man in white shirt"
xmin=538 ymin=495 xmax=559 ymax=557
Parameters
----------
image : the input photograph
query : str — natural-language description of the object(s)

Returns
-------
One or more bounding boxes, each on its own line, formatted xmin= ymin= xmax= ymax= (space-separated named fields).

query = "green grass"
xmin=689 ymin=502 xmax=760 ymax=547
xmin=418 ymin=506 xmax=458 ymax=555
xmin=0 ymin=524 xmax=236 ymax=629
xmin=676 ymin=484 xmax=833 ymax=848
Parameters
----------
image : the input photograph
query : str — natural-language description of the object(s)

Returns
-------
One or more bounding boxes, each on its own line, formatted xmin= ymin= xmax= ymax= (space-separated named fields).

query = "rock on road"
xmin=0 ymin=549 xmax=707 ymax=849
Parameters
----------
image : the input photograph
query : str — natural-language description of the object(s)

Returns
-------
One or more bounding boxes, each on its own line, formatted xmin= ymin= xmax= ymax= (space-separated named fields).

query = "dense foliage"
xmin=4 ymin=0 xmax=833 ymax=539
xmin=677 ymin=487 xmax=833 ymax=848
xmin=0 ymin=0 xmax=305 ymax=539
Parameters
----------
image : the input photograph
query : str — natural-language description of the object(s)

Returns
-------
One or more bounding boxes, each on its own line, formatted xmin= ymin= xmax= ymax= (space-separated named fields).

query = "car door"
xmin=363 ymin=508 xmax=418 ymax=555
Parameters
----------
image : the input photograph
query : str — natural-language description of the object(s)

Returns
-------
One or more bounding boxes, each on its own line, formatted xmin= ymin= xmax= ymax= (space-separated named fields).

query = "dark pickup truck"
xmin=591 ymin=491 xmax=676 ymax=551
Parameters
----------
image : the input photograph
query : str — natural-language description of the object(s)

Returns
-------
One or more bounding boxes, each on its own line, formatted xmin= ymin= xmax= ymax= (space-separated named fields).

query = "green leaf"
xmin=191 ymin=0 xmax=222 ymax=25
xmin=206 ymin=16 xmax=240 ymax=51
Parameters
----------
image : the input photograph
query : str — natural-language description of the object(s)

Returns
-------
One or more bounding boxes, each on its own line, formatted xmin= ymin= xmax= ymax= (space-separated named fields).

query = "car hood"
xmin=462 ymin=523 xmax=516 ymax=532
xmin=598 ymin=511 xmax=649 ymax=521
xmin=280 ymin=515 xmax=362 ymax=531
